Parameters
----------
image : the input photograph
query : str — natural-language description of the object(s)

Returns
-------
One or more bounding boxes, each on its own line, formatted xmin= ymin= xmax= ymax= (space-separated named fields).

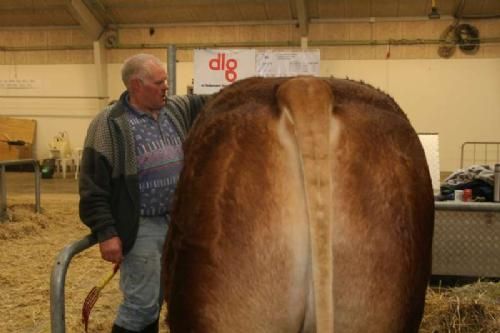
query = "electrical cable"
xmin=455 ymin=23 xmax=480 ymax=54
xmin=438 ymin=25 xmax=457 ymax=58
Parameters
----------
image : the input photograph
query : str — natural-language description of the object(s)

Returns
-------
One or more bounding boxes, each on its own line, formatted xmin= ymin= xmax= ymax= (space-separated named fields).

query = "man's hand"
xmin=99 ymin=236 xmax=123 ymax=263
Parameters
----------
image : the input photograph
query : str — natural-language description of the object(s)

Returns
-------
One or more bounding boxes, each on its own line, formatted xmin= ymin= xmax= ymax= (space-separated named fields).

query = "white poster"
xmin=194 ymin=49 xmax=256 ymax=94
xmin=256 ymin=50 xmax=320 ymax=77
xmin=418 ymin=133 xmax=441 ymax=192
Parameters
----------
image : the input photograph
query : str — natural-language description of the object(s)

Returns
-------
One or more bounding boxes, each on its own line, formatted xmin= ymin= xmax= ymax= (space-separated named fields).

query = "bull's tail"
xmin=277 ymin=77 xmax=334 ymax=332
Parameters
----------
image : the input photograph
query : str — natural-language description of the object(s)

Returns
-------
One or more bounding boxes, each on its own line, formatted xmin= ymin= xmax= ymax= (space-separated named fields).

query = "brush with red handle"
xmin=82 ymin=263 xmax=120 ymax=332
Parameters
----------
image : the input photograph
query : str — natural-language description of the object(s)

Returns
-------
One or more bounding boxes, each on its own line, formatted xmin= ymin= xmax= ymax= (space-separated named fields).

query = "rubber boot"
xmin=111 ymin=323 xmax=139 ymax=333
xmin=140 ymin=318 xmax=159 ymax=333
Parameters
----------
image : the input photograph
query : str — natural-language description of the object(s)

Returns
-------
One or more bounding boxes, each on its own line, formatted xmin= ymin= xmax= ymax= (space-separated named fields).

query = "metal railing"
xmin=50 ymin=234 xmax=97 ymax=333
xmin=0 ymin=159 xmax=41 ymax=221
xmin=460 ymin=141 xmax=500 ymax=169
xmin=435 ymin=201 xmax=500 ymax=212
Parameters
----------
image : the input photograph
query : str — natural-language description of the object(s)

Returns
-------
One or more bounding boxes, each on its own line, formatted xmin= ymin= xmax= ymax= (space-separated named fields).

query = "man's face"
xmin=136 ymin=62 xmax=168 ymax=111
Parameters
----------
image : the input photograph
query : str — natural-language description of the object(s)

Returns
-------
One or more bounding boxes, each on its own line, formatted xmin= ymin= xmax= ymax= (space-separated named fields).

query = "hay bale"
xmin=421 ymin=282 xmax=500 ymax=332
xmin=0 ymin=204 xmax=49 ymax=239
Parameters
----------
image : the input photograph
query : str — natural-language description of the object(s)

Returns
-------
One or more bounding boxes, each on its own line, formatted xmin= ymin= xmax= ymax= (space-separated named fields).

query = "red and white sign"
xmin=194 ymin=49 xmax=256 ymax=94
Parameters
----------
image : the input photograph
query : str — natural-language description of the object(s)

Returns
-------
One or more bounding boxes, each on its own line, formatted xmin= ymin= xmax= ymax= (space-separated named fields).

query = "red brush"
xmin=82 ymin=263 xmax=120 ymax=332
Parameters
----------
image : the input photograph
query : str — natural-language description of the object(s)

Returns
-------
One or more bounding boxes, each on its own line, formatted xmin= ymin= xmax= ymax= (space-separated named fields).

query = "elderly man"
xmin=79 ymin=53 xmax=208 ymax=333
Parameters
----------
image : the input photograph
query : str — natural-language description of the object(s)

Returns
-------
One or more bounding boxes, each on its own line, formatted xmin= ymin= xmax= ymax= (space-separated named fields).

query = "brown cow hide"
xmin=163 ymin=76 xmax=434 ymax=333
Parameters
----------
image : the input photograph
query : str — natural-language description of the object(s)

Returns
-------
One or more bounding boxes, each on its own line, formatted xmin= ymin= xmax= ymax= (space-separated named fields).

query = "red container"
xmin=463 ymin=189 xmax=473 ymax=202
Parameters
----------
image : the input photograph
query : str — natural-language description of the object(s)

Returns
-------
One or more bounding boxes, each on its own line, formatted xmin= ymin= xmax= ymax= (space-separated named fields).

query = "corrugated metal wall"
xmin=1 ymin=19 xmax=499 ymax=64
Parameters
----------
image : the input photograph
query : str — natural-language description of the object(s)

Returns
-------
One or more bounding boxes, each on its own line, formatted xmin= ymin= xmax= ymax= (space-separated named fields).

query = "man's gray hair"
xmin=121 ymin=53 xmax=163 ymax=89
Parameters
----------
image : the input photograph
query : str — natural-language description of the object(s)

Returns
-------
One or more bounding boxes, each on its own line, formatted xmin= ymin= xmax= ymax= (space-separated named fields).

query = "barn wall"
xmin=0 ymin=19 xmax=499 ymax=171
xmin=320 ymin=59 xmax=500 ymax=172
xmin=0 ymin=64 xmax=99 ymax=159
xmin=1 ymin=19 xmax=499 ymax=64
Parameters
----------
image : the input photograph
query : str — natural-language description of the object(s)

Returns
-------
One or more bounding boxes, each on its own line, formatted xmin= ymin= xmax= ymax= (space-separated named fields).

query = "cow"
xmin=163 ymin=76 xmax=434 ymax=333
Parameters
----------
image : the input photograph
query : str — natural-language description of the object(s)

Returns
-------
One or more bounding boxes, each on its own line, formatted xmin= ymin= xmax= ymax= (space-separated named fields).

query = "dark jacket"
xmin=79 ymin=91 xmax=208 ymax=254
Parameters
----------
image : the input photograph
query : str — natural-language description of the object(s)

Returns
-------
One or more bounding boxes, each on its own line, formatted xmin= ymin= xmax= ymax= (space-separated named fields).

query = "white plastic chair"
xmin=48 ymin=132 xmax=74 ymax=179
xmin=74 ymin=148 xmax=83 ymax=180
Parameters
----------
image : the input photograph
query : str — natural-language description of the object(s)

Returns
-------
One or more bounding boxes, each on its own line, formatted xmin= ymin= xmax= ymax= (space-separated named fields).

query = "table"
xmin=0 ymin=159 xmax=41 ymax=221
xmin=433 ymin=201 xmax=500 ymax=278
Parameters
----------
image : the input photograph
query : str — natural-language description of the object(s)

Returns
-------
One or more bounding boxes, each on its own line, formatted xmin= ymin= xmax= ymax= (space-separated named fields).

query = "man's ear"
xmin=130 ymin=78 xmax=142 ymax=93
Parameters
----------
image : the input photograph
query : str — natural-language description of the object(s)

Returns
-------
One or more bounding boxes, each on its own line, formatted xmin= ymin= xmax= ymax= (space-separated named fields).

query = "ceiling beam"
xmin=294 ymin=0 xmax=308 ymax=36
xmin=111 ymin=19 xmax=297 ymax=29
xmin=66 ymin=0 xmax=103 ymax=40
xmin=0 ymin=5 xmax=66 ymax=11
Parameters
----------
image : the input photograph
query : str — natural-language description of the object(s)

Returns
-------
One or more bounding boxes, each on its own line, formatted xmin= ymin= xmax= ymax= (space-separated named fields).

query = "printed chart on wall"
xmin=256 ymin=49 xmax=320 ymax=77
xmin=0 ymin=79 xmax=41 ymax=89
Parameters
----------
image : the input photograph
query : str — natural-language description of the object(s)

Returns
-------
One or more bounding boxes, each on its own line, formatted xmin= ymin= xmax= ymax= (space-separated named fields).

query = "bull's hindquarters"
xmin=164 ymin=76 xmax=434 ymax=333
xmin=165 ymin=78 xmax=313 ymax=332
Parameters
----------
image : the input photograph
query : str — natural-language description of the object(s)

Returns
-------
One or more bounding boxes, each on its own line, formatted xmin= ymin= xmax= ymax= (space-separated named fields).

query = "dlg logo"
xmin=209 ymin=53 xmax=238 ymax=82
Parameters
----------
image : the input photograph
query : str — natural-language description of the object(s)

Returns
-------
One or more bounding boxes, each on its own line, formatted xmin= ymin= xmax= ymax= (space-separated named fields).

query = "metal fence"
xmin=460 ymin=141 xmax=500 ymax=169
